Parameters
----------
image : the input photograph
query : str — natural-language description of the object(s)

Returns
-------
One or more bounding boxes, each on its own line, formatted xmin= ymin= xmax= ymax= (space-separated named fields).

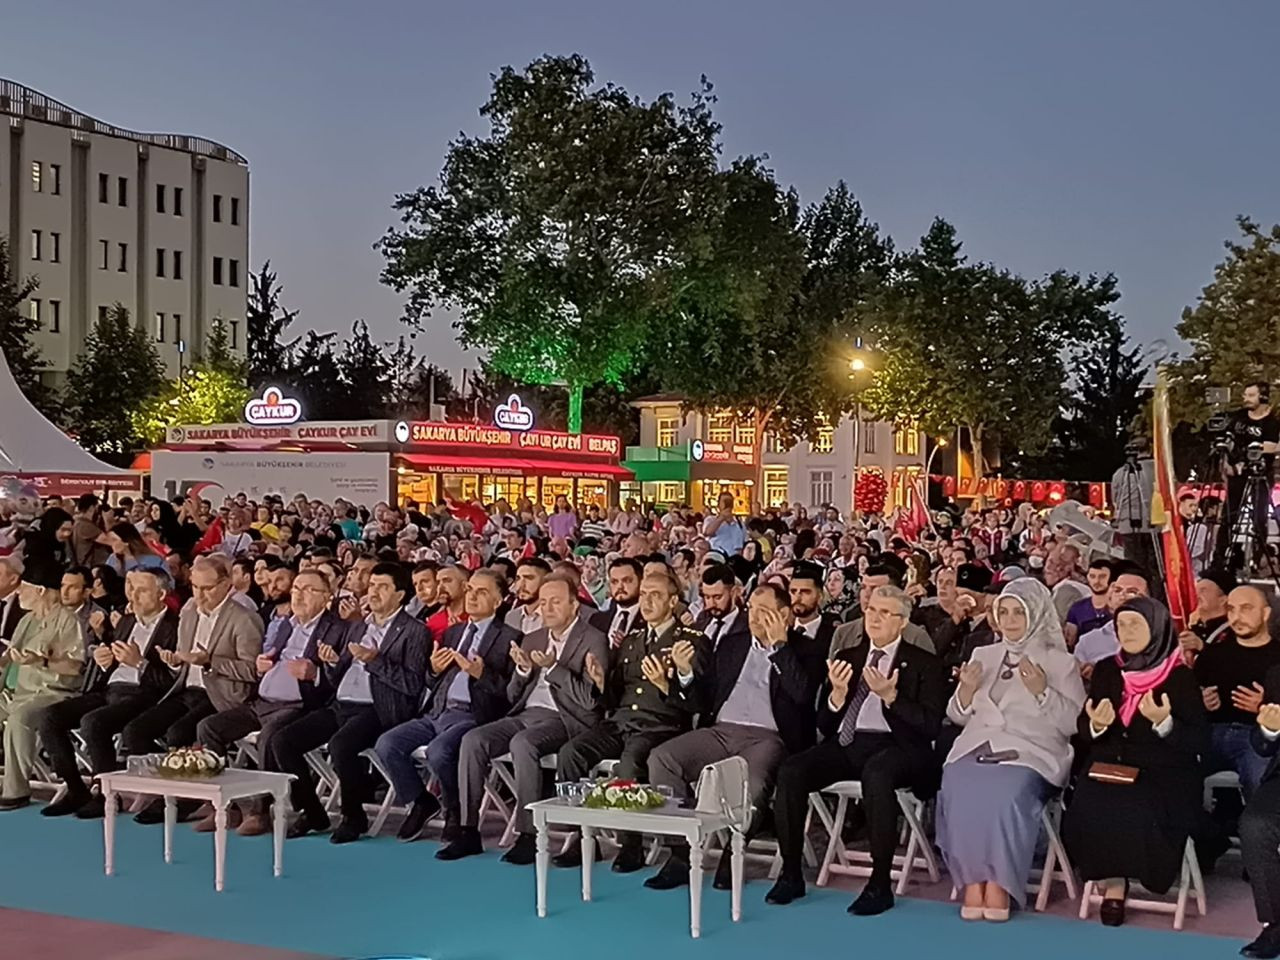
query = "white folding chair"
xmin=483 ymin=751 xmax=560 ymax=847
xmin=950 ymin=797 xmax=1077 ymax=910
xmin=1078 ymin=837 xmax=1205 ymax=930
xmin=813 ymin=781 xmax=940 ymax=895
xmin=233 ymin=731 xmax=261 ymax=769
xmin=304 ymin=747 xmax=341 ymax=814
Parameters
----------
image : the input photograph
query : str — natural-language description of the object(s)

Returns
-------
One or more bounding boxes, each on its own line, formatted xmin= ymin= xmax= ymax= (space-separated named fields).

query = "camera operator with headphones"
xmin=1214 ymin=381 xmax=1280 ymax=573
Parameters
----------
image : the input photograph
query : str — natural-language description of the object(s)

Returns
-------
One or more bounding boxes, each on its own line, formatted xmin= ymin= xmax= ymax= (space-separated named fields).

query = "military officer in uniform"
xmin=553 ymin=570 xmax=708 ymax=871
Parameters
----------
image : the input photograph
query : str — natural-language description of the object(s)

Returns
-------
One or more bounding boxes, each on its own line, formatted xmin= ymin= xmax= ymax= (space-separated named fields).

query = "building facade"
xmin=623 ymin=395 xmax=926 ymax=515
xmin=1 ymin=79 xmax=248 ymax=380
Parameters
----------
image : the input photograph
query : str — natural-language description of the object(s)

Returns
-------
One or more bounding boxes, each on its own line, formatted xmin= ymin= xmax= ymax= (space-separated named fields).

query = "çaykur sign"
xmin=244 ymin=387 xmax=302 ymax=426
xmin=493 ymin=394 xmax=535 ymax=432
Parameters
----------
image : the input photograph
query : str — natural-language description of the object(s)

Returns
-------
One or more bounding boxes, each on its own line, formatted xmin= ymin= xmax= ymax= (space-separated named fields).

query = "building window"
xmin=155 ymin=312 xmax=166 ymax=342
xmin=50 ymin=163 xmax=61 ymax=195
xmin=212 ymin=256 xmax=224 ymax=285
xmin=707 ymin=412 xmax=733 ymax=444
xmin=50 ymin=232 xmax=61 ymax=263
xmin=30 ymin=230 xmax=41 ymax=261
xmin=29 ymin=298 xmax=40 ymax=323
xmin=863 ymin=422 xmax=877 ymax=455
xmin=118 ymin=243 xmax=128 ymax=272
xmin=98 ymin=240 xmax=109 ymax=270
xmin=894 ymin=422 xmax=921 ymax=457
xmin=49 ymin=299 xmax=61 ymax=333
xmin=117 ymin=176 xmax=128 ymax=207
xmin=156 ymin=248 xmax=166 ymax=278
xmin=229 ymin=319 xmax=239 ymax=349
xmin=31 ymin=161 xmax=42 ymax=192
xmin=98 ymin=173 xmax=109 ymax=203
xmin=229 ymin=259 xmax=240 ymax=287
xmin=809 ymin=470 xmax=833 ymax=507
xmin=734 ymin=419 xmax=755 ymax=446
xmin=811 ymin=415 xmax=834 ymax=455
xmin=763 ymin=466 xmax=789 ymax=508
xmin=172 ymin=313 xmax=181 ymax=344
xmin=98 ymin=305 xmax=109 ymax=324
xmin=230 ymin=197 xmax=240 ymax=225
xmin=156 ymin=184 xmax=166 ymax=213
xmin=656 ymin=482 xmax=685 ymax=504
xmin=212 ymin=194 xmax=223 ymax=222
xmin=172 ymin=250 xmax=183 ymax=280
xmin=174 ymin=187 xmax=183 ymax=216
xmin=656 ymin=416 xmax=679 ymax=447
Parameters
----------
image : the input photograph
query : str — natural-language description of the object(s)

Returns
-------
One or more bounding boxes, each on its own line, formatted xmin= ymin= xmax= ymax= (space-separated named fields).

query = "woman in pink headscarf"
xmin=1062 ymin=596 xmax=1208 ymax=928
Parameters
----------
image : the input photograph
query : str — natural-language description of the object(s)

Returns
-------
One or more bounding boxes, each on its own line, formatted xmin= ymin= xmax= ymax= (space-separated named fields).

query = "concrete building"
xmin=623 ymin=395 xmax=926 ymax=515
xmin=1 ymin=78 xmax=248 ymax=381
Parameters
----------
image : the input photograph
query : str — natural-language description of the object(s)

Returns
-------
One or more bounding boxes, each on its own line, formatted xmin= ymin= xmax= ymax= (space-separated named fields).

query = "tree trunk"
xmin=567 ymin=383 xmax=584 ymax=435
xmin=969 ymin=422 xmax=986 ymax=507
xmin=753 ymin=407 xmax=775 ymax=514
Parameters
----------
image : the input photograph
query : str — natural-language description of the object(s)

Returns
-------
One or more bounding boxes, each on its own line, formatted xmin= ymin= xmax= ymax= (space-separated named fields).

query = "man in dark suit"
xmin=36 ymin=568 xmax=179 ymax=818
xmin=694 ymin=563 xmax=747 ymax=652
xmin=193 ymin=568 xmax=352 ymax=835
xmin=375 ymin=568 xmax=520 ymax=843
xmin=273 ymin=561 xmax=428 ymax=843
xmin=588 ymin=557 xmax=643 ymax=649
xmin=439 ymin=573 xmax=607 ymax=865
xmin=645 ymin=581 xmax=823 ymax=891
xmin=767 ymin=583 xmax=946 ymax=917
xmin=0 ymin=556 xmax=26 ymax=646
xmin=789 ymin=562 xmax=838 ymax=659
xmin=555 ymin=570 xmax=707 ymax=870
xmin=1240 ymin=665 xmax=1280 ymax=958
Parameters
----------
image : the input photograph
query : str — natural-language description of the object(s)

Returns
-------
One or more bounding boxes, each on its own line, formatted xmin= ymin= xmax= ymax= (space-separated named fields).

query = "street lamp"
xmin=847 ymin=339 xmax=876 ymax=515
xmin=925 ymin=435 xmax=950 ymax=476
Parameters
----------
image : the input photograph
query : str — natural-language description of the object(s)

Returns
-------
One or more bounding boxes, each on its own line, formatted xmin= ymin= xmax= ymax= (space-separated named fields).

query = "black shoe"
xmin=552 ymin=835 xmax=605 ymax=869
xmin=1243 ymin=924 xmax=1280 ymax=959
xmin=848 ymin=883 xmax=894 ymax=916
xmin=712 ymin=848 xmax=735 ymax=890
xmin=329 ymin=818 xmax=366 ymax=844
xmin=74 ymin=795 xmax=110 ymax=820
xmin=765 ymin=876 xmax=806 ymax=905
xmin=436 ymin=826 xmax=483 ymax=861
xmin=1100 ymin=897 xmax=1126 ymax=927
xmin=0 ymin=796 xmax=31 ymax=811
xmin=645 ymin=856 xmax=690 ymax=890
xmin=440 ymin=808 xmax=462 ymax=844
xmin=286 ymin=809 xmax=331 ymax=839
xmin=42 ymin=791 xmax=91 ymax=817
xmin=612 ymin=836 xmax=647 ymax=874
xmin=133 ymin=798 xmax=201 ymax=825
xmin=502 ymin=832 xmax=537 ymax=866
xmin=397 ymin=793 xmax=440 ymax=843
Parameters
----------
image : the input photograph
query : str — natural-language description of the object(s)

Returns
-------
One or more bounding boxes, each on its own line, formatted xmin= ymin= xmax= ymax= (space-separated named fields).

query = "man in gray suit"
xmin=438 ymin=572 xmax=607 ymax=866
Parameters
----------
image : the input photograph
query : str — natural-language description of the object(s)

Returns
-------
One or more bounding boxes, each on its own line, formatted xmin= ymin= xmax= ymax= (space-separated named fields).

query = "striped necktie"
xmin=838 ymin=649 xmax=885 ymax=746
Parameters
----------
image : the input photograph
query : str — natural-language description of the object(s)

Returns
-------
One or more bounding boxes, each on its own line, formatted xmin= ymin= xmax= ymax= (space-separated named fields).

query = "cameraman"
xmin=1214 ymin=381 xmax=1280 ymax=572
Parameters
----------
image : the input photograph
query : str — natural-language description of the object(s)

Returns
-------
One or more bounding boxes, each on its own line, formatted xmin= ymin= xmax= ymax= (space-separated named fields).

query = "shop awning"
xmin=397 ymin=453 xmax=632 ymax=481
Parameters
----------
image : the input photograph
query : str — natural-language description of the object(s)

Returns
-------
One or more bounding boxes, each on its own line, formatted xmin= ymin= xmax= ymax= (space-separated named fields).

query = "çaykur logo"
xmin=493 ymin=394 xmax=535 ymax=432
xmin=244 ymin=387 xmax=302 ymax=425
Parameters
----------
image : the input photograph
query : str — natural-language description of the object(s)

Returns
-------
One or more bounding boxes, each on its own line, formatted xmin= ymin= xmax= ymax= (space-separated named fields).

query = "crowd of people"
xmin=1 ymin=485 xmax=1279 ymax=957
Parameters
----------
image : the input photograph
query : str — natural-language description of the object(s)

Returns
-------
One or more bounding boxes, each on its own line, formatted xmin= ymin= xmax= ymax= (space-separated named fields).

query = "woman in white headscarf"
xmin=935 ymin=577 xmax=1086 ymax=922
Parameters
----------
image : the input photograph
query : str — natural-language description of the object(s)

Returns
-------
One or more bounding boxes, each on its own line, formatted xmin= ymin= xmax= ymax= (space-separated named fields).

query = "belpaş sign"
xmin=244 ymin=387 xmax=302 ymax=426
xmin=493 ymin=394 xmax=535 ymax=432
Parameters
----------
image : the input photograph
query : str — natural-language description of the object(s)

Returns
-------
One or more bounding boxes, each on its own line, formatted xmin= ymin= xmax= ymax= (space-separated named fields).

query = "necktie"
xmin=460 ymin=623 xmax=478 ymax=659
xmin=838 ymin=649 xmax=885 ymax=746
xmin=708 ymin=618 xmax=724 ymax=647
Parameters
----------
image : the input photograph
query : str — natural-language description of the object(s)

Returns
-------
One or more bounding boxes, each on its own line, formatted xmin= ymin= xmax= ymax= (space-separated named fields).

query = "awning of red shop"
xmin=397 ymin=454 xmax=632 ymax=481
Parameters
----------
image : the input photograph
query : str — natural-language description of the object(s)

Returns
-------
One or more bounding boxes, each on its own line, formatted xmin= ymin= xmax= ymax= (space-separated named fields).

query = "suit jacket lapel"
xmin=473 ymin=620 xmax=499 ymax=659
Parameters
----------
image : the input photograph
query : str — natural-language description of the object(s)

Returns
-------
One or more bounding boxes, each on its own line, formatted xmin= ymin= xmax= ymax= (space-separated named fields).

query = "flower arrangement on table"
xmin=154 ymin=746 xmax=226 ymax=779
xmin=582 ymin=778 xmax=667 ymax=811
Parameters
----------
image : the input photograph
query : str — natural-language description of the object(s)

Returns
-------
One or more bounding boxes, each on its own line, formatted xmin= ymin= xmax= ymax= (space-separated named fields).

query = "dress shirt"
xmin=795 ymin=615 xmax=822 ymax=641
xmin=608 ymin=603 xmax=639 ymax=640
xmin=717 ymin=638 xmax=778 ymax=731
xmin=107 ymin=611 xmax=163 ymax=686
xmin=704 ymin=608 xmax=739 ymax=649
xmin=1075 ymin=621 xmax=1120 ymax=664
xmin=523 ymin=630 xmax=568 ymax=712
xmin=447 ymin=616 xmax=492 ymax=703
xmin=187 ymin=594 xmax=232 ymax=689
xmin=847 ymin=637 xmax=900 ymax=733
xmin=517 ymin=604 xmax=543 ymax=636
xmin=258 ymin=614 xmax=321 ymax=702
xmin=0 ymin=591 xmax=20 ymax=638
xmin=336 ymin=608 xmax=402 ymax=704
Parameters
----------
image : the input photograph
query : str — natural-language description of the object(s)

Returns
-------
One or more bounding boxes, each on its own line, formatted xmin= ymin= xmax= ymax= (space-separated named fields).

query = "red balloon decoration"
xmin=855 ymin=468 xmax=888 ymax=515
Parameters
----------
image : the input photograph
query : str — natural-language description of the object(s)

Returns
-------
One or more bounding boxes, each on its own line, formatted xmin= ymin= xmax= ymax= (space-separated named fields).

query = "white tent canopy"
xmin=0 ymin=347 xmax=137 ymax=487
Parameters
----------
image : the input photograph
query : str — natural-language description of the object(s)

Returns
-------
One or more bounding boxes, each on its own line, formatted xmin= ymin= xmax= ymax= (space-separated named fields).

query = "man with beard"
xmin=426 ymin=565 xmax=469 ymax=641
xmin=695 ymin=563 xmax=747 ymax=652
xmin=789 ymin=562 xmax=838 ymax=658
xmin=259 ymin=564 xmax=295 ymax=636
xmin=1064 ymin=558 xmax=1114 ymax=650
xmin=406 ymin=560 xmax=441 ymax=621
xmin=929 ymin=563 xmax=996 ymax=679
xmin=505 ymin=558 xmax=549 ymax=636
xmin=1179 ymin=569 xmax=1236 ymax=656
xmin=589 ymin=558 xmax=643 ymax=648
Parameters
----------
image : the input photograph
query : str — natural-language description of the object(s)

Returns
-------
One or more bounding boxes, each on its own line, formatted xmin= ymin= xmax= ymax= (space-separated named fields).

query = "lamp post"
xmin=848 ymin=340 xmax=874 ymax=516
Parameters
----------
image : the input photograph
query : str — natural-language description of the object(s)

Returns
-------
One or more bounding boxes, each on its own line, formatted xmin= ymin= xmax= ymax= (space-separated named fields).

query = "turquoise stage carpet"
xmin=0 ymin=808 xmax=1244 ymax=960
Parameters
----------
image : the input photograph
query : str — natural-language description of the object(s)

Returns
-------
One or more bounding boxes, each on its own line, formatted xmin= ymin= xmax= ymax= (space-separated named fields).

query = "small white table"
xmin=98 ymin=768 xmax=294 ymax=892
xmin=528 ymin=797 xmax=745 ymax=939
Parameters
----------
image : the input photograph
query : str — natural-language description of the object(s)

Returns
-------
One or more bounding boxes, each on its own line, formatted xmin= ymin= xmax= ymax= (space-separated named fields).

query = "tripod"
xmin=1114 ymin=456 xmax=1165 ymax=601
xmin=1218 ymin=464 xmax=1277 ymax=582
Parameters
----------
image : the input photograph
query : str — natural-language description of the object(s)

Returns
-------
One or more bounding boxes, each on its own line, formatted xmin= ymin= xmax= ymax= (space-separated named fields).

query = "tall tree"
xmin=0 ymin=234 xmax=59 ymax=417
xmin=288 ymin=331 xmax=343 ymax=420
xmin=334 ymin=320 xmax=392 ymax=418
xmin=1169 ymin=215 xmax=1280 ymax=424
xmin=131 ymin=319 xmax=252 ymax=445
xmin=378 ymin=54 xmax=723 ymax=432
xmin=64 ymin=304 xmax=165 ymax=459
xmin=245 ymin=261 xmax=298 ymax=389
xmin=858 ymin=219 xmax=1115 ymax=478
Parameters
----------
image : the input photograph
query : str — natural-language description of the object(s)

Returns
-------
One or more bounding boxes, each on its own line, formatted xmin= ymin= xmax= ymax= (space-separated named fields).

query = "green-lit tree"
xmin=1168 ymin=216 xmax=1280 ymax=424
xmin=64 ymin=304 xmax=165 ymax=459
xmin=0 ymin=234 xmax=59 ymax=418
xmin=378 ymin=54 xmax=723 ymax=433
xmin=131 ymin=319 xmax=251 ymax=445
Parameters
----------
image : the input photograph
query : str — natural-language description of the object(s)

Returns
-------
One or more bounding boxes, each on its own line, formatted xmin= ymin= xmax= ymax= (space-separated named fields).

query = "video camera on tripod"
xmin=1206 ymin=413 xmax=1269 ymax=475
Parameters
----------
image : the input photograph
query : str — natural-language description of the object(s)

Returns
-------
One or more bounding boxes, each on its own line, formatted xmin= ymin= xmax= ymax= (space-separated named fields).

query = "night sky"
xmin=5 ymin=1 xmax=1277 ymax=372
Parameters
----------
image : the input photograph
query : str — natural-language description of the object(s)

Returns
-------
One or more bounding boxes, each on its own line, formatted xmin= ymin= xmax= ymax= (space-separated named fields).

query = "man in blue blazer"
xmin=273 ymin=562 xmax=428 ymax=843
